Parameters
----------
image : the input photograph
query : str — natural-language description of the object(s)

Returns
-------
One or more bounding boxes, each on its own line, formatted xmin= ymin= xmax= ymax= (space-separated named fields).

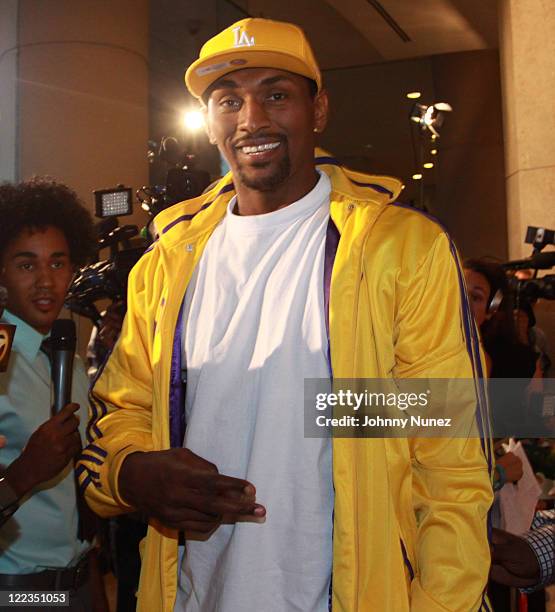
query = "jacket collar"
xmin=153 ymin=148 xmax=403 ymax=247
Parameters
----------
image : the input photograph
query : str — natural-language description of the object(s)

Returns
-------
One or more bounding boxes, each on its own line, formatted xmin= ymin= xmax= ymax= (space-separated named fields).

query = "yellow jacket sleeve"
xmin=77 ymin=247 xmax=161 ymax=517
xmin=394 ymin=232 xmax=494 ymax=611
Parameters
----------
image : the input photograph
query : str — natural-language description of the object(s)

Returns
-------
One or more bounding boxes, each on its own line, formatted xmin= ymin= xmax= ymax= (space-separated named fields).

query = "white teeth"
xmin=241 ymin=142 xmax=280 ymax=154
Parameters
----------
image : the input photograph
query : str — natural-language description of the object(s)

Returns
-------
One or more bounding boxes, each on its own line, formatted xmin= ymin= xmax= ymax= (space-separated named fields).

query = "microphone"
xmin=50 ymin=319 xmax=76 ymax=414
xmin=49 ymin=320 xmax=92 ymax=542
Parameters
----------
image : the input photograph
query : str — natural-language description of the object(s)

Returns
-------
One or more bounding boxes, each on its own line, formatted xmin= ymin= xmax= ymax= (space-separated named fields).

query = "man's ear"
xmin=313 ymin=89 xmax=329 ymax=134
xmin=202 ymin=105 xmax=217 ymax=145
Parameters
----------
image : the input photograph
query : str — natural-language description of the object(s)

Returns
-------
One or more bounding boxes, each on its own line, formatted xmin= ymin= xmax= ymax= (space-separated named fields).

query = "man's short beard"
xmin=236 ymin=152 xmax=291 ymax=192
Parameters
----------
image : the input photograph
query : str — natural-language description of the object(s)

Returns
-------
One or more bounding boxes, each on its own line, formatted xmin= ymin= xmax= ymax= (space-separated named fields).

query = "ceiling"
xmin=151 ymin=0 xmax=499 ymax=73
xmin=148 ymin=0 xmax=502 ymax=212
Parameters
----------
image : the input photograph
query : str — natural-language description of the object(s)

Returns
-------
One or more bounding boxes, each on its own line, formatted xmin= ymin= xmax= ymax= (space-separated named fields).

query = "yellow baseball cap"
xmin=185 ymin=18 xmax=321 ymax=99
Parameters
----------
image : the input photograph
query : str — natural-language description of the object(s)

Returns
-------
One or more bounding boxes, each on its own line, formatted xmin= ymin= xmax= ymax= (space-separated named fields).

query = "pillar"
xmin=15 ymin=0 xmax=150 ymax=353
xmin=498 ymin=0 xmax=555 ymax=259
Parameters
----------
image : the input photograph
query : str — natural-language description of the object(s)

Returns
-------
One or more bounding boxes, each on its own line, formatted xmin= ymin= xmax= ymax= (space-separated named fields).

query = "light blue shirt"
xmin=0 ymin=311 xmax=89 ymax=573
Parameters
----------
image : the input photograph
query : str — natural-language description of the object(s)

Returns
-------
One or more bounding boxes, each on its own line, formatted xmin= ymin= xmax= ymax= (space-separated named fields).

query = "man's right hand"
xmin=119 ymin=449 xmax=266 ymax=534
xmin=6 ymin=403 xmax=82 ymax=498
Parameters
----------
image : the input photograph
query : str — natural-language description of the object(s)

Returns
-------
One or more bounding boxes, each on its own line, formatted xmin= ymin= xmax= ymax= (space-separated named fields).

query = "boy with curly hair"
xmin=0 ymin=178 xmax=103 ymax=610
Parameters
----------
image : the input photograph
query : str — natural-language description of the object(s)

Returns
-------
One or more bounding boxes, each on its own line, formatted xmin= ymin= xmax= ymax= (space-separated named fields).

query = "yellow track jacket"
xmin=79 ymin=153 xmax=494 ymax=611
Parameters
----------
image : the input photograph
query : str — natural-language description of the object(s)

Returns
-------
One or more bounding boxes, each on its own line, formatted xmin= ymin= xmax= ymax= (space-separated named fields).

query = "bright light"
xmin=434 ymin=102 xmax=453 ymax=112
xmin=406 ymin=92 xmax=421 ymax=99
xmin=182 ymin=110 xmax=204 ymax=131
xmin=423 ymin=162 xmax=434 ymax=169
xmin=423 ymin=106 xmax=436 ymax=127
xmin=412 ymin=173 xmax=423 ymax=180
xmin=431 ymin=149 xmax=438 ymax=155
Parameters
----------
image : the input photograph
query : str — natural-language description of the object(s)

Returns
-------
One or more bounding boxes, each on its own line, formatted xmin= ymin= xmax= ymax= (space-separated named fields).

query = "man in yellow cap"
xmin=80 ymin=18 xmax=493 ymax=611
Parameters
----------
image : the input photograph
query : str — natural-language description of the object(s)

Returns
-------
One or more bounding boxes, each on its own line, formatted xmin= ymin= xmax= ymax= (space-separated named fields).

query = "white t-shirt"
xmin=175 ymin=172 xmax=333 ymax=612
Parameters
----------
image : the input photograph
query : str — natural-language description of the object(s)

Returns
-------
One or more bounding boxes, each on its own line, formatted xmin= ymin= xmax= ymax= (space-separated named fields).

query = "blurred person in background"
xmin=464 ymin=258 xmax=551 ymax=611
xmin=464 ymin=258 xmax=538 ymax=379
xmin=463 ymin=259 xmax=534 ymax=489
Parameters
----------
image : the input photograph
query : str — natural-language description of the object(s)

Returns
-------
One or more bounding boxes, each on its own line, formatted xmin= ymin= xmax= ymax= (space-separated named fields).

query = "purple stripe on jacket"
xmin=324 ymin=218 xmax=340 ymax=378
xmin=161 ymin=183 xmax=235 ymax=236
xmin=314 ymin=156 xmax=394 ymax=197
xmin=169 ymin=299 xmax=186 ymax=448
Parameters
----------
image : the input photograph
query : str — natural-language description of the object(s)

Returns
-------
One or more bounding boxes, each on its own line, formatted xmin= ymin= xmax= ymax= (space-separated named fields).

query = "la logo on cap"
xmin=233 ymin=26 xmax=255 ymax=48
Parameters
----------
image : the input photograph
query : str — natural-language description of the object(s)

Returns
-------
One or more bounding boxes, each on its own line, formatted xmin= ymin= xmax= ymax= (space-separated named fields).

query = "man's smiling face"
xmin=204 ymin=68 xmax=328 ymax=195
xmin=0 ymin=226 xmax=74 ymax=334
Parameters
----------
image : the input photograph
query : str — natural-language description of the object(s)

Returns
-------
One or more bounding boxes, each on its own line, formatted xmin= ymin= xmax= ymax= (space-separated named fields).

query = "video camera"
xmin=65 ymin=137 xmax=212 ymax=326
xmin=138 ymin=136 xmax=211 ymax=217
xmin=65 ymin=189 xmax=146 ymax=327
xmin=502 ymin=225 xmax=555 ymax=302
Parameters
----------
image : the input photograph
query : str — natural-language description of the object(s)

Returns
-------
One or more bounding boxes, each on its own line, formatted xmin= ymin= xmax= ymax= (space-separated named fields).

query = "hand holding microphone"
xmin=6 ymin=403 xmax=82 ymax=498
xmin=5 ymin=319 xmax=81 ymax=498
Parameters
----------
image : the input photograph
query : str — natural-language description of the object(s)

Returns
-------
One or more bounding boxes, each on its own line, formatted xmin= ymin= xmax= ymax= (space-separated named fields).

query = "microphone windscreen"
xmin=50 ymin=319 xmax=77 ymax=351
